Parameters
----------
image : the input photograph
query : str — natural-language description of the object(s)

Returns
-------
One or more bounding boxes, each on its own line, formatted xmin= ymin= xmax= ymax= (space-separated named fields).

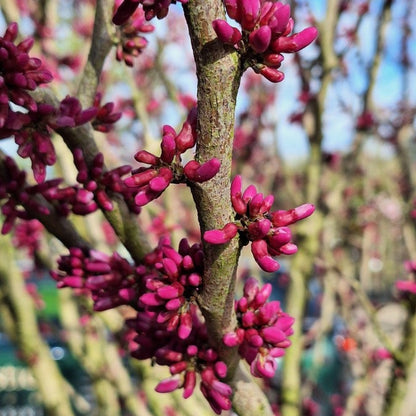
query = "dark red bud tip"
xmin=112 ymin=0 xmax=140 ymax=25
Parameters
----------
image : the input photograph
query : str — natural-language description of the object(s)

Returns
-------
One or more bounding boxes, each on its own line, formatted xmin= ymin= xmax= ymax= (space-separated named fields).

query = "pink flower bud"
xmin=134 ymin=150 xmax=160 ymax=165
xmin=245 ymin=328 xmax=263 ymax=347
xmin=183 ymin=158 xmax=221 ymax=183
xmin=187 ymin=272 xmax=201 ymax=286
xmin=243 ymin=277 xmax=259 ymax=302
xmin=212 ymin=379 xmax=232 ymax=397
xmin=249 ymin=25 xmax=272 ymax=53
xmin=257 ymin=301 xmax=282 ymax=324
xmin=253 ymin=283 xmax=272 ymax=308
xmin=259 ymin=2 xmax=279 ymax=26
xmin=178 ymin=312 xmax=192 ymax=339
xmin=267 ymin=227 xmax=292 ymax=250
xmin=267 ymin=4 xmax=291 ymax=34
xmin=204 ymin=222 xmax=239 ymax=244
xmin=271 ymin=203 xmax=315 ymax=226
xmin=242 ymin=310 xmax=256 ymax=327
xmin=139 ymin=292 xmax=164 ymax=306
xmin=250 ymin=354 xmax=276 ymax=378
xmin=272 ymin=27 xmax=318 ymax=53
xmin=148 ymin=167 xmax=172 ymax=192
xmin=160 ymin=131 xmax=176 ymax=163
xmin=223 ymin=331 xmax=241 ymax=347
xmin=251 ymin=239 xmax=280 ymax=272
xmin=276 ymin=315 xmax=295 ymax=333
xmin=155 ymin=376 xmax=181 ymax=393
xmin=161 ymin=257 xmax=179 ymax=278
xmin=247 ymin=218 xmax=271 ymax=240
xmin=175 ymin=107 xmax=197 ymax=152
xmin=259 ymin=66 xmax=285 ymax=83
xmin=118 ymin=287 xmax=136 ymax=301
xmin=242 ymin=184 xmax=257 ymax=204
xmin=170 ymin=361 xmax=188 ymax=375
xmin=183 ymin=370 xmax=196 ymax=399
xmin=240 ymin=0 xmax=261 ymax=31
xmin=187 ymin=345 xmax=198 ymax=356
xmin=157 ymin=283 xmax=183 ymax=300
xmin=261 ymin=326 xmax=287 ymax=344
xmin=212 ymin=20 xmax=242 ymax=45
xmin=263 ymin=53 xmax=284 ymax=68
xmin=248 ymin=193 xmax=265 ymax=217
xmin=214 ymin=361 xmax=227 ymax=378
xmin=165 ymin=296 xmax=185 ymax=311
xmin=278 ymin=242 xmax=297 ymax=255
xmin=134 ymin=188 xmax=157 ymax=206
xmin=224 ymin=0 xmax=240 ymax=20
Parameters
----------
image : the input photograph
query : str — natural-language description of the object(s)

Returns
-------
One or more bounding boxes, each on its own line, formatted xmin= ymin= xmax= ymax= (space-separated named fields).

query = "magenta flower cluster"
xmin=113 ymin=2 xmax=155 ymax=67
xmin=0 ymin=156 xmax=120 ymax=233
xmin=52 ymin=237 xmax=231 ymax=414
xmin=72 ymin=149 xmax=140 ymax=214
xmin=129 ymin=304 xmax=232 ymax=414
xmin=135 ymin=237 xmax=204 ymax=339
xmin=51 ymin=248 xmax=137 ymax=310
xmin=204 ymin=175 xmax=314 ymax=272
xmin=223 ymin=277 xmax=294 ymax=378
xmin=113 ymin=0 xmax=188 ymax=24
xmin=125 ymin=108 xmax=220 ymax=207
xmin=0 ymin=24 xmax=123 ymax=183
xmin=0 ymin=22 xmax=53 ymax=124
xmin=212 ymin=0 xmax=318 ymax=82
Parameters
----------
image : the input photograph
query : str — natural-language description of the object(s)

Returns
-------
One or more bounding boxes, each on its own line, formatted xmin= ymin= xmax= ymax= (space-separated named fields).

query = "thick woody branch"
xmin=183 ymin=1 xmax=273 ymax=415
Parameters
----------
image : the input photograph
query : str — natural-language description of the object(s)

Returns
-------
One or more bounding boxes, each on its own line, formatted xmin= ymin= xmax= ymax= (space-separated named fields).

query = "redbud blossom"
xmin=223 ymin=277 xmax=294 ymax=379
xmin=214 ymin=1 xmax=318 ymax=82
xmin=204 ymin=175 xmax=314 ymax=272
xmin=126 ymin=108 xmax=220 ymax=207
xmin=212 ymin=20 xmax=242 ymax=45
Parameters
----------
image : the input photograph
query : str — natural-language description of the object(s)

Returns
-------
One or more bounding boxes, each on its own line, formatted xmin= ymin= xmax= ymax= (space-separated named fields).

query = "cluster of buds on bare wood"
xmin=52 ymin=236 xmax=231 ymax=414
xmin=212 ymin=0 xmax=318 ymax=82
xmin=72 ymin=149 xmax=140 ymax=214
xmin=113 ymin=0 xmax=189 ymax=24
xmin=125 ymin=107 xmax=220 ymax=207
xmin=223 ymin=277 xmax=294 ymax=378
xmin=113 ymin=1 xmax=155 ymax=66
xmin=204 ymin=175 xmax=314 ymax=272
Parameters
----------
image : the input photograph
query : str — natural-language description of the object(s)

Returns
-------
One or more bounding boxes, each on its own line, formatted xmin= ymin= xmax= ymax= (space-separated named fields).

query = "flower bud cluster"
xmin=1 ymin=93 xmax=97 ymax=183
xmin=52 ymin=236 xmax=232 ymax=413
xmin=0 ymin=156 xmax=114 ymax=232
xmin=135 ymin=237 xmax=204 ymax=340
xmin=113 ymin=0 xmax=188 ymax=24
xmin=129 ymin=303 xmax=231 ymax=414
xmin=212 ymin=0 xmax=318 ymax=82
xmin=113 ymin=2 xmax=155 ymax=67
xmin=91 ymin=93 xmax=122 ymax=132
xmin=223 ymin=277 xmax=294 ymax=379
xmin=204 ymin=175 xmax=314 ymax=272
xmin=51 ymin=248 xmax=137 ymax=311
xmin=73 ymin=148 xmax=140 ymax=214
xmin=125 ymin=108 xmax=221 ymax=207
xmin=0 ymin=22 xmax=53 ymax=125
